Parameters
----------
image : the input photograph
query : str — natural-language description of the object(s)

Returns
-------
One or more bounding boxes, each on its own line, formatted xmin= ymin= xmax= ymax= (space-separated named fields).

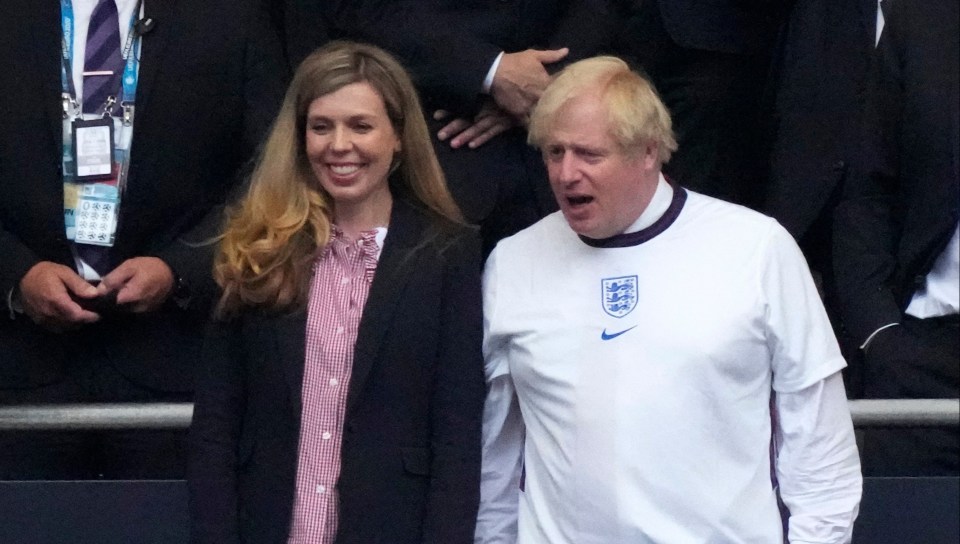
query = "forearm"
xmin=0 ymin=227 xmax=43 ymax=303
xmin=832 ymin=194 xmax=904 ymax=345
xmin=776 ymin=373 xmax=862 ymax=543
xmin=475 ymin=375 xmax=523 ymax=544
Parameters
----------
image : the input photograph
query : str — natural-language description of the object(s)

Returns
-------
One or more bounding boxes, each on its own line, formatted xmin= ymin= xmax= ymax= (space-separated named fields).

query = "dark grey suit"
xmin=833 ymin=0 xmax=959 ymax=476
xmin=0 ymin=0 xmax=286 ymax=478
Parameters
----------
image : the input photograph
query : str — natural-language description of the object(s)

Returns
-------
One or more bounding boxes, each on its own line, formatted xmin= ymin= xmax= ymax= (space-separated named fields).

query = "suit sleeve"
xmin=547 ymin=0 xmax=620 ymax=63
xmin=152 ymin=0 xmax=287 ymax=308
xmin=0 ymin=227 xmax=41 ymax=306
xmin=832 ymin=9 xmax=905 ymax=347
xmin=336 ymin=1 xmax=500 ymax=110
xmin=188 ymin=318 xmax=247 ymax=544
xmin=336 ymin=1 xmax=621 ymax=112
xmin=423 ymin=227 xmax=486 ymax=543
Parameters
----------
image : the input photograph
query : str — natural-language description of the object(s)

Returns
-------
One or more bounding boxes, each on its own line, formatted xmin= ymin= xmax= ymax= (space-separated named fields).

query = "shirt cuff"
xmin=482 ymin=52 xmax=505 ymax=94
xmin=860 ymin=322 xmax=900 ymax=350
xmin=7 ymin=286 xmax=24 ymax=320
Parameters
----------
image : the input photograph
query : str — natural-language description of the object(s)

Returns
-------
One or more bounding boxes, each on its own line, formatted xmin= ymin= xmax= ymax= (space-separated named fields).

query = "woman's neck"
xmin=334 ymin=193 xmax=393 ymax=240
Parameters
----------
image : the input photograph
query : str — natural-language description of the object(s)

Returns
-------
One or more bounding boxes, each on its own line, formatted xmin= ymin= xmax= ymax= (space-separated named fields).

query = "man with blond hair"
xmin=477 ymin=57 xmax=862 ymax=543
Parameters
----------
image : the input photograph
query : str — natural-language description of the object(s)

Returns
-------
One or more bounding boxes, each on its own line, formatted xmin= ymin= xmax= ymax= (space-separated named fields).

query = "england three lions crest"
xmin=601 ymin=275 xmax=638 ymax=318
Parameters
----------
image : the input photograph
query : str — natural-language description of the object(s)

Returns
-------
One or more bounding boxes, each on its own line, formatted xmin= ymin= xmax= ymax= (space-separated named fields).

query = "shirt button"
xmin=322 ymin=431 xmax=332 ymax=440
xmin=335 ymin=326 xmax=344 ymax=334
xmin=316 ymin=484 xmax=326 ymax=494
xmin=340 ymin=277 xmax=350 ymax=285
xmin=329 ymin=378 xmax=339 ymax=386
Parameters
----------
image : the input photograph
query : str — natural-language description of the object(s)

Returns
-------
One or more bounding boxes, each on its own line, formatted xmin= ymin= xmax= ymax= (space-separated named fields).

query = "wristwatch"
xmin=170 ymin=270 xmax=192 ymax=309
xmin=7 ymin=286 xmax=24 ymax=320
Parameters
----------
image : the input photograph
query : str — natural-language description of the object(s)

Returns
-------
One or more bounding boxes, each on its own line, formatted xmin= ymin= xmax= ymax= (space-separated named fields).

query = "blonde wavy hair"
xmin=528 ymin=56 xmax=678 ymax=164
xmin=215 ymin=41 xmax=462 ymax=318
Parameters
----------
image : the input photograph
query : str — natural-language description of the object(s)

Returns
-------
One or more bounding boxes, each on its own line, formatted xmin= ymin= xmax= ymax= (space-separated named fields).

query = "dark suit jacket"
xmin=0 ymin=0 xmax=286 ymax=391
xmin=188 ymin=199 xmax=484 ymax=544
xmin=833 ymin=0 xmax=960 ymax=347
xmin=765 ymin=0 xmax=876 ymax=243
xmin=655 ymin=0 xmax=791 ymax=55
xmin=334 ymin=0 xmax=619 ymax=113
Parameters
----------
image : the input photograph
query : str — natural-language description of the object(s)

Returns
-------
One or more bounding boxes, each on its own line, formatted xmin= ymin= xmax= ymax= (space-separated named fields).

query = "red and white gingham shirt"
xmin=287 ymin=226 xmax=386 ymax=544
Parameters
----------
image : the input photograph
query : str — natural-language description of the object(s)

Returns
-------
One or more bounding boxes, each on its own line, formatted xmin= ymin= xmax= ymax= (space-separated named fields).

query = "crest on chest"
xmin=601 ymin=275 xmax=638 ymax=318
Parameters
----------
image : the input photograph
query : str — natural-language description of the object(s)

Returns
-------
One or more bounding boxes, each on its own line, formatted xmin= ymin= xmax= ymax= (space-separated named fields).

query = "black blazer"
xmin=833 ymin=0 xmax=960 ymax=346
xmin=188 ymin=199 xmax=485 ymax=544
xmin=655 ymin=0 xmax=791 ymax=55
xmin=0 ymin=0 xmax=286 ymax=391
xmin=765 ymin=0 xmax=876 ymax=242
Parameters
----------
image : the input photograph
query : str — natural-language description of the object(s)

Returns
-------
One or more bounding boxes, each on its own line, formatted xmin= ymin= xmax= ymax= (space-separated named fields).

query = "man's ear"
xmin=642 ymin=142 xmax=659 ymax=170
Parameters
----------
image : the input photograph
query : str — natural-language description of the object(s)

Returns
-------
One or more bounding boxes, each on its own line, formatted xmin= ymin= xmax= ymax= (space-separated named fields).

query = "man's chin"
xmin=565 ymin=218 xmax=602 ymax=239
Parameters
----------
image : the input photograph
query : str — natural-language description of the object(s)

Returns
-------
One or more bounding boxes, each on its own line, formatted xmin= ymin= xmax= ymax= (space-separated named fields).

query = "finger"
xmin=452 ymin=117 xmax=498 ymax=148
xmin=113 ymin=276 xmax=147 ymax=307
xmin=59 ymin=301 xmax=101 ymax=324
xmin=437 ymin=118 xmax=471 ymax=141
xmin=60 ymin=271 xmax=99 ymax=299
xmin=468 ymin=120 xmax=512 ymax=149
xmin=433 ymin=109 xmax=450 ymax=121
xmin=113 ymin=258 xmax=172 ymax=309
xmin=44 ymin=293 xmax=100 ymax=326
xmin=535 ymin=47 xmax=569 ymax=64
xmin=97 ymin=261 xmax=137 ymax=295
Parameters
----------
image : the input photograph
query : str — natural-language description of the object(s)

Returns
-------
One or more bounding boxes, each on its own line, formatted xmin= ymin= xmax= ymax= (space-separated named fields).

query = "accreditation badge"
xmin=72 ymin=117 xmax=115 ymax=181
xmin=74 ymin=182 xmax=120 ymax=247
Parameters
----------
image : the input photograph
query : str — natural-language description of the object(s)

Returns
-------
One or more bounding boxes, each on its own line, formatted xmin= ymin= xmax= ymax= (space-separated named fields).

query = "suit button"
xmin=832 ymin=160 xmax=846 ymax=171
xmin=914 ymin=275 xmax=926 ymax=286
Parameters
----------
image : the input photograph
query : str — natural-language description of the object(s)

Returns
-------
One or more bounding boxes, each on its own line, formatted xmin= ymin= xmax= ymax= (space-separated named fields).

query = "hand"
xmin=97 ymin=256 xmax=175 ymax=313
xmin=490 ymin=48 xmax=568 ymax=119
xmin=435 ymin=100 xmax=518 ymax=149
xmin=18 ymin=261 xmax=101 ymax=331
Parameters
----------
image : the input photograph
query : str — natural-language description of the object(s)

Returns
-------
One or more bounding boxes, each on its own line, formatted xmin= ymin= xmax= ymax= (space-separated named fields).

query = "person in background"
xmin=833 ymin=0 xmax=959 ymax=476
xmin=0 ymin=0 xmax=286 ymax=479
xmin=614 ymin=0 xmax=789 ymax=209
xmin=763 ymin=0 xmax=880 ymax=397
xmin=478 ymin=56 xmax=861 ymax=543
xmin=189 ymin=41 xmax=484 ymax=544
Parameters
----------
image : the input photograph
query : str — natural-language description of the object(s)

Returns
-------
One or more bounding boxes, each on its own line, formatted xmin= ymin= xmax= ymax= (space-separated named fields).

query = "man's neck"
xmin=623 ymin=173 xmax=673 ymax=234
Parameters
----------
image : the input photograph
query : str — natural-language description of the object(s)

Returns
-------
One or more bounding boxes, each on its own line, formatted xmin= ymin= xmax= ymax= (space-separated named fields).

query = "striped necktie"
xmin=83 ymin=0 xmax=123 ymax=116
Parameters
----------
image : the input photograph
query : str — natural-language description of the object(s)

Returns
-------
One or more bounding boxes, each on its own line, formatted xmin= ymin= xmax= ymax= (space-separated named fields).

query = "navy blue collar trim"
xmin=578 ymin=185 xmax=687 ymax=248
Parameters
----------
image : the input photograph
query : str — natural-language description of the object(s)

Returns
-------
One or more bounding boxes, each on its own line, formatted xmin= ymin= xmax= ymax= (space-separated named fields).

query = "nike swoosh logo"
xmin=601 ymin=325 xmax=637 ymax=340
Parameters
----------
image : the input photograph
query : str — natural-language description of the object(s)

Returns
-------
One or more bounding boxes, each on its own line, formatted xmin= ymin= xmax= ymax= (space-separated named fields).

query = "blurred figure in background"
xmin=833 ymin=0 xmax=959 ymax=476
xmin=614 ymin=0 xmax=790 ymax=208
xmin=0 ymin=0 xmax=286 ymax=479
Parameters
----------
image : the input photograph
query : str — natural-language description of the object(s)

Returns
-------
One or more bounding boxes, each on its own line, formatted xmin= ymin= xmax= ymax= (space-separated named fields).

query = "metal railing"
xmin=0 ymin=399 xmax=957 ymax=431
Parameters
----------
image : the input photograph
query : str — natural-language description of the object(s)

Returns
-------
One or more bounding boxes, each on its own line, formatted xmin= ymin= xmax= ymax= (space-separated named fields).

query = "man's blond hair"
xmin=528 ymin=56 xmax=677 ymax=163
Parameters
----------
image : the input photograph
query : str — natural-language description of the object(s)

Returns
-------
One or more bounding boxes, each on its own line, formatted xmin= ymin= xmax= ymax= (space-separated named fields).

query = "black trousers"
xmin=0 ymin=336 xmax=189 ymax=480
xmin=861 ymin=315 xmax=960 ymax=476
xmin=617 ymin=2 xmax=774 ymax=208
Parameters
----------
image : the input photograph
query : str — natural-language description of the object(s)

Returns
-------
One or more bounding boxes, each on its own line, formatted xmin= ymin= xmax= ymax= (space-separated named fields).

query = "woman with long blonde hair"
xmin=189 ymin=41 xmax=483 ymax=543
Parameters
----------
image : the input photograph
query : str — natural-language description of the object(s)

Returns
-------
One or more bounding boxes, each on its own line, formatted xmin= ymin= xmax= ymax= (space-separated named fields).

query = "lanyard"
xmin=60 ymin=0 xmax=143 ymax=116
